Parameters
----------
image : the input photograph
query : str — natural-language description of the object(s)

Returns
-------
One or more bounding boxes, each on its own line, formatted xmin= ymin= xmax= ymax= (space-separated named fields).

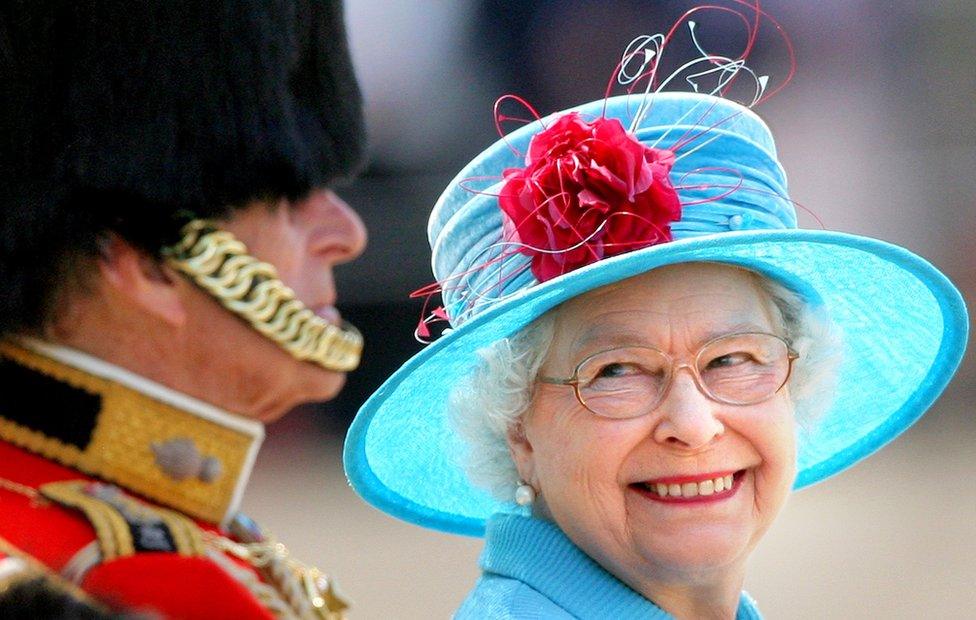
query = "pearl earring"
xmin=515 ymin=481 xmax=535 ymax=506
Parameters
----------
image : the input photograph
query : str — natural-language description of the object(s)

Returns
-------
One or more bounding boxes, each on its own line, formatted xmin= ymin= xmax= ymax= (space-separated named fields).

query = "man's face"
xmin=183 ymin=188 xmax=367 ymax=422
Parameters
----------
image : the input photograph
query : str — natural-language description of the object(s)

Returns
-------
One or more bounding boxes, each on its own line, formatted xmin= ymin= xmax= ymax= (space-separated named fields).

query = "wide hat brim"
xmin=345 ymin=229 xmax=968 ymax=536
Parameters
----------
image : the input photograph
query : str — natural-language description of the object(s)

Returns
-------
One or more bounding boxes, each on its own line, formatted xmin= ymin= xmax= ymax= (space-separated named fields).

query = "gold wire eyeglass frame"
xmin=538 ymin=331 xmax=799 ymax=419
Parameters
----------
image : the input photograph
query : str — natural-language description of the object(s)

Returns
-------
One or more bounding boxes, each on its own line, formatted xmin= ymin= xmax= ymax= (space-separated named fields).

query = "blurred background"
xmin=243 ymin=1 xmax=976 ymax=618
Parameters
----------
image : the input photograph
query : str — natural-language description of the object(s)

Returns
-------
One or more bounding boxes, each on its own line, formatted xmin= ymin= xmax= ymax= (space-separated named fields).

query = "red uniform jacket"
xmin=0 ymin=340 xmax=347 ymax=619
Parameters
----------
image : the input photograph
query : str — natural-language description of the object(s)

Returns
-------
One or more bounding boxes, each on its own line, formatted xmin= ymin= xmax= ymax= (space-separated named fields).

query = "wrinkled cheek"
xmin=543 ymin=455 xmax=619 ymax=534
xmin=780 ymin=410 xmax=800 ymax=489
xmin=763 ymin=400 xmax=798 ymax=488
xmin=784 ymin=434 xmax=799 ymax=487
xmin=755 ymin=449 xmax=796 ymax=525
xmin=537 ymin=441 xmax=598 ymax=499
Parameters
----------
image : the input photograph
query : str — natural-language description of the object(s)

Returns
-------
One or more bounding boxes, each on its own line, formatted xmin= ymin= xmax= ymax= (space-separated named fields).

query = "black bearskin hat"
xmin=0 ymin=0 xmax=365 ymax=335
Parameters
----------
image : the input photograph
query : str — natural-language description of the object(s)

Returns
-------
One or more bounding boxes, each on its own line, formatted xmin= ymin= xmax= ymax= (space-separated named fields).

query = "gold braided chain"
xmin=164 ymin=220 xmax=362 ymax=372
xmin=203 ymin=531 xmax=349 ymax=620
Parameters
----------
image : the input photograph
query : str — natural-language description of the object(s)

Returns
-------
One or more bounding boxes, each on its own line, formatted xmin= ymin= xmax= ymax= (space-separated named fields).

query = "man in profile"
xmin=0 ymin=2 xmax=368 ymax=617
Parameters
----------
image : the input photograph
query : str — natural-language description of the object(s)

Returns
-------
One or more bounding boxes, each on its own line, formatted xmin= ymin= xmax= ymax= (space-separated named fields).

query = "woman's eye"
xmin=705 ymin=352 xmax=753 ymax=369
xmin=595 ymin=362 xmax=632 ymax=378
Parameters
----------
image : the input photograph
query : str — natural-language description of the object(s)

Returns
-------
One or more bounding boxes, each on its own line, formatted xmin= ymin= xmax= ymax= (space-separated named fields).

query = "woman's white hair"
xmin=449 ymin=268 xmax=843 ymax=502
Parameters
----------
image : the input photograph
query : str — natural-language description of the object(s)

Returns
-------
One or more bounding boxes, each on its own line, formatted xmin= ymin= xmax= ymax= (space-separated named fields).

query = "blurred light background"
xmin=243 ymin=1 xmax=976 ymax=618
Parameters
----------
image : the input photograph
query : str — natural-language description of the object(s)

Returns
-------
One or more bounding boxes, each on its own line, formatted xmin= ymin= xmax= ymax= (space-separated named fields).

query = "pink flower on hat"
xmin=498 ymin=112 xmax=681 ymax=282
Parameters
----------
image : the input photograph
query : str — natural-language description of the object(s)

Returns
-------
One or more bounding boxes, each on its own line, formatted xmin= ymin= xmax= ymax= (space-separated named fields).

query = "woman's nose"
xmin=651 ymin=369 xmax=725 ymax=450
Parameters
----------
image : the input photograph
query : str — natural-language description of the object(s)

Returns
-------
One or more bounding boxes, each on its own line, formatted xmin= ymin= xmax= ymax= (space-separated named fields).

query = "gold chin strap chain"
xmin=164 ymin=220 xmax=362 ymax=372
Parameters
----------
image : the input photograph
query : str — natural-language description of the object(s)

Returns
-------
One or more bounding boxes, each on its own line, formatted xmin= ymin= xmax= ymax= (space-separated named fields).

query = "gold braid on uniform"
xmin=163 ymin=219 xmax=363 ymax=372
xmin=203 ymin=532 xmax=349 ymax=620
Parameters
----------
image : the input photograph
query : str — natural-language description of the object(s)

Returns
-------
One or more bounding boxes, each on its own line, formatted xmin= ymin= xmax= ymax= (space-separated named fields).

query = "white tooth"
xmin=668 ymin=483 xmax=681 ymax=497
xmin=724 ymin=474 xmax=733 ymax=489
xmin=681 ymin=482 xmax=699 ymax=498
xmin=714 ymin=476 xmax=726 ymax=492
xmin=698 ymin=479 xmax=714 ymax=496
xmin=656 ymin=483 xmax=668 ymax=497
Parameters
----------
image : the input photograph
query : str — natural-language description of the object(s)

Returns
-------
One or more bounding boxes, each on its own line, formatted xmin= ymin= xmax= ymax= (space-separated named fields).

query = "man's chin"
xmin=257 ymin=368 xmax=347 ymax=423
xmin=308 ymin=371 xmax=346 ymax=405
xmin=307 ymin=366 xmax=348 ymax=401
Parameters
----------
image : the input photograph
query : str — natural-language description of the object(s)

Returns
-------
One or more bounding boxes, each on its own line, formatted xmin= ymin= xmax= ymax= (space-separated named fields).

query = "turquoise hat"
xmin=344 ymin=92 xmax=968 ymax=537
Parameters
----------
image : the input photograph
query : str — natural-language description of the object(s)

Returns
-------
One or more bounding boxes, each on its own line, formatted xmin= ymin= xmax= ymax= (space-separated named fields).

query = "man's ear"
xmin=96 ymin=235 xmax=187 ymax=327
xmin=506 ymin=419 xmax=536 ymax=486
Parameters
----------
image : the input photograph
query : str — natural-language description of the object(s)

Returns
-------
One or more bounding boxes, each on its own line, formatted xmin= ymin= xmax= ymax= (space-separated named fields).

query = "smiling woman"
xmin=447 ymin=263 xmax=830 ymax=617
xmin=507 ymin=265 xmax=800 ymax=615
xmin=343 ymin=12 xmax=969 ymax=619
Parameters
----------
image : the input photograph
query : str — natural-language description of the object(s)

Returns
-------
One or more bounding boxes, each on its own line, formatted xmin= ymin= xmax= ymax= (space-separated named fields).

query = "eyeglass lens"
xmin=575 ymin=333 xmax=791 ymax=418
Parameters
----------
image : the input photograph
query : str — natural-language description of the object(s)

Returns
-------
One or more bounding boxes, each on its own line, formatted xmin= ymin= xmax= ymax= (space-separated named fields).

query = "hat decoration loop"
xmin=412 ymin=1 xmax=799 ymax=341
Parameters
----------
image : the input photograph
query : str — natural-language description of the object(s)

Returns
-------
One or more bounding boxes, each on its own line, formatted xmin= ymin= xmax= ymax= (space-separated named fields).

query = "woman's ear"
xmin=506 ymin=419 xmax=536 ymax=486
xmin=96 ymin=234 xmax=187 ymax=327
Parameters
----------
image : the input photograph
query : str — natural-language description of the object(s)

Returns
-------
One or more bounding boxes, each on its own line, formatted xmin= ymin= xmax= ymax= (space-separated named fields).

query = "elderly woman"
xmin=344 ymin=62 xmax=968 ymax=618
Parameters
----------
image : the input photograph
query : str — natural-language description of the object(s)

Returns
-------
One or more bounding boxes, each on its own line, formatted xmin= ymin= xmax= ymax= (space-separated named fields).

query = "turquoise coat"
xmin=456 ymin=513 xmax=763 ymax=619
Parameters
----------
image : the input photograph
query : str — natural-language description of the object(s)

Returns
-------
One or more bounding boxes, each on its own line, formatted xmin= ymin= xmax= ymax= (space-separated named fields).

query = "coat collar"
xmin=480 ymin=513 xmax=763 ymax=619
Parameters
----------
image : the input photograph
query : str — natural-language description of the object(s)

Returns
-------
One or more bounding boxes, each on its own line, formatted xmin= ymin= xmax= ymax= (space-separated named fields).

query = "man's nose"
xmin=303 ymin=188 xmax=368 ymax=264
xmin=651 ymin=368 xmax=725 ymax=450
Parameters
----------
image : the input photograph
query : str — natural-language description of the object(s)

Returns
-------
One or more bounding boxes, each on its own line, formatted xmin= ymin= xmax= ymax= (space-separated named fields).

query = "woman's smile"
xmin=631 ymin=469 xmax=747 ymax=504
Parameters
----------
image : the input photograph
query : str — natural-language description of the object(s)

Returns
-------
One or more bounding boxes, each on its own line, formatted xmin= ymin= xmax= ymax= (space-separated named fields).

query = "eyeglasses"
xmin=538 ymin=332 xmax=799 ymax=419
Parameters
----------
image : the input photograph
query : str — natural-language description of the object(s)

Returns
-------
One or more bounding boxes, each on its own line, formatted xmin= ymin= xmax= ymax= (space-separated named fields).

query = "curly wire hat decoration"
xmin=412 ymin=1 xmax=795 ymax=337
xmin=345 ymin=2 xmax=968 ymax=536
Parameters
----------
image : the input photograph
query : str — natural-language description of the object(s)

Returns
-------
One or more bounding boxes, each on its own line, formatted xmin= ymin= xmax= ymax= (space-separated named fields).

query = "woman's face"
xmin=508 ymin=263 xmax=797 ymax=590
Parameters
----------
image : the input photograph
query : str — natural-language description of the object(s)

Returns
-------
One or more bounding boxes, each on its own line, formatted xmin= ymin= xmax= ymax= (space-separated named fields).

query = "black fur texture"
xmin=0 ymin=577 xmax=129 ymax=619
xmin=0 ymin=0 xmax=366 ymax=334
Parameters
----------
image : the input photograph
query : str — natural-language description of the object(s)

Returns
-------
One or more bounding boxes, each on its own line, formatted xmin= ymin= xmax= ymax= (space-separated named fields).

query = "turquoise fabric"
xmin=431 ymin=95 xmax=791 ymax=326
xmin=343 ymin=92 xmax=969 ymax=537
xmin=455 ymin=514 xmax=763 ymax=619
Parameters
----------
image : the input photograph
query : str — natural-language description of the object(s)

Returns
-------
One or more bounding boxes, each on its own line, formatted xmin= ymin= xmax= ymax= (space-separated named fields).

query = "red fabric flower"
xmin=498 ymin=112 xmax=681 ymax=282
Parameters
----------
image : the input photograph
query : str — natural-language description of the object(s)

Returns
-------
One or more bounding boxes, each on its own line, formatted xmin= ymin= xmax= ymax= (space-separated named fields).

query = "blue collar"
xmin=480 ymin=513 xmax=762 ymax=619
